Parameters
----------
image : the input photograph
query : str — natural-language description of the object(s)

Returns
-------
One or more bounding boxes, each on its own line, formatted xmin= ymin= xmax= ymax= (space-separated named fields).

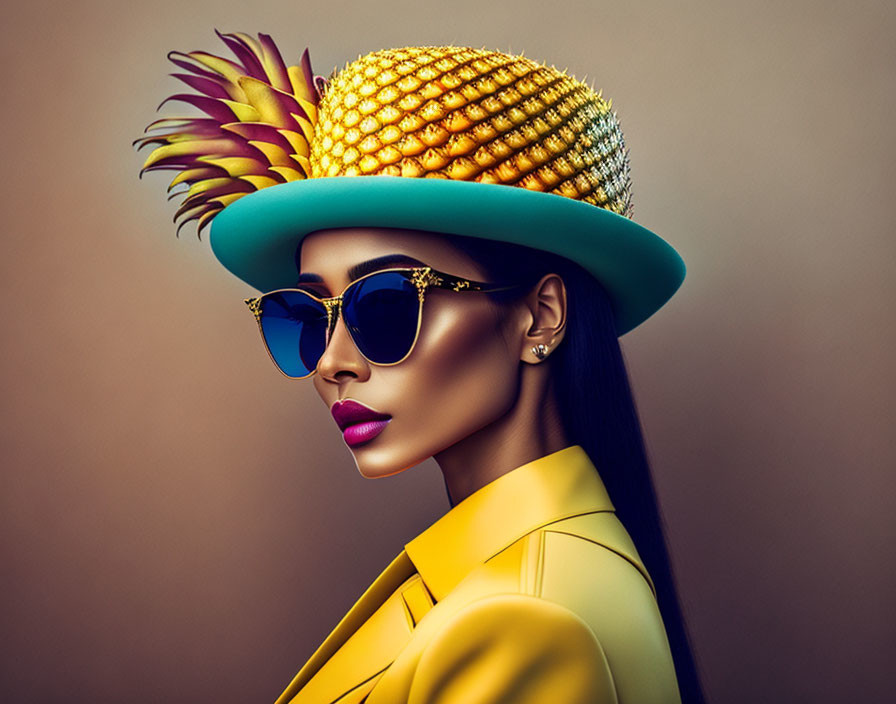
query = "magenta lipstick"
xmin=331 ymin=399 xmax=392 ymax=447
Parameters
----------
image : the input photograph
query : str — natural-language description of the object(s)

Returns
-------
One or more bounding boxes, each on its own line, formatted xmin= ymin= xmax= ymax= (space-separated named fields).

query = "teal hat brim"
xmin=210 ymin=176 xmax=684 ymax=335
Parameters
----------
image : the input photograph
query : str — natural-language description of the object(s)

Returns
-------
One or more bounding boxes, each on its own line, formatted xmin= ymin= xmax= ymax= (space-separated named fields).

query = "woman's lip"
xmin=331 ymin=399 xmax=392 ymax=432
xmin=341 ymin=418 xmax=391 ymax=447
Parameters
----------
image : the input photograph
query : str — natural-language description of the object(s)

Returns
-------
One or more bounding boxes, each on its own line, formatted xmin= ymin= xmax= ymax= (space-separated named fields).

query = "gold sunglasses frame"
xmin=244 ymin=266 xmax=521 ymax=379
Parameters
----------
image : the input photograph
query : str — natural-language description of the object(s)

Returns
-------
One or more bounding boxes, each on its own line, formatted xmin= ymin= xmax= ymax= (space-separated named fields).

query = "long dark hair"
xmin=447 ymin=233 xmax=705 ymax=704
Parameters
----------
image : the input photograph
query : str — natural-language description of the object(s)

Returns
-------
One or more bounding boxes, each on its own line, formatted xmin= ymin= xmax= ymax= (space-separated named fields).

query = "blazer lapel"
xmin=275 ymin=550 xmax=417 ymax=704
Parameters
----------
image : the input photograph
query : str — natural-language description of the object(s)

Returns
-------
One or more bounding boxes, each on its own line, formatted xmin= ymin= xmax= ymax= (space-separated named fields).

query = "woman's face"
xmin=299 ymin=227 xmax=525 ymax=478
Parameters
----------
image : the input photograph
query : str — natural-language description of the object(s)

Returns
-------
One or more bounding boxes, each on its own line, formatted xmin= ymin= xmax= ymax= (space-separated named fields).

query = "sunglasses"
xmin=245 ymin=266 xmax=520 ymax=379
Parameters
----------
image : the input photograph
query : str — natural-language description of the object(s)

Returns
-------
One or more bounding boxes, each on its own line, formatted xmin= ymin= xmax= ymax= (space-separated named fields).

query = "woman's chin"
xmin=348 ymin=442 xmax=428 ymax=479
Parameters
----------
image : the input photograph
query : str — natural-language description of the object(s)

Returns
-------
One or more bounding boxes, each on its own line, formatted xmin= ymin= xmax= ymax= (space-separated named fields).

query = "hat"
xmin=137 ymin=32 xmax=684 ymax=334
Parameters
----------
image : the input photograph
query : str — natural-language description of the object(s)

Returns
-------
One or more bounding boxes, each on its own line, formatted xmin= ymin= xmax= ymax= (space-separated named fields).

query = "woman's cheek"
xmin=416 ymin=313 xmax=519 ymax=445
xmin=355 ymin=301 xmax=518 ymax=477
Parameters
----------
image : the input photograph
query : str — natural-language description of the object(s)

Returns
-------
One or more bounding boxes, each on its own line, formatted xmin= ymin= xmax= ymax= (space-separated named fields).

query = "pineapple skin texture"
xmin=310 ymin=47 xmax=633 ymax=217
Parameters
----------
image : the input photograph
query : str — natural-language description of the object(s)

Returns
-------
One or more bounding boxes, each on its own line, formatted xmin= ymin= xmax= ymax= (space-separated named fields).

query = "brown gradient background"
xmin=2 ymin=1 xmax=893 ymax=702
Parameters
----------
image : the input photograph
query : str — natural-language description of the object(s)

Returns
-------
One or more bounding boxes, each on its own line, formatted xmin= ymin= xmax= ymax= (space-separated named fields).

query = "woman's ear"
xmin=518 ymin=273 xmax=567 ymax=364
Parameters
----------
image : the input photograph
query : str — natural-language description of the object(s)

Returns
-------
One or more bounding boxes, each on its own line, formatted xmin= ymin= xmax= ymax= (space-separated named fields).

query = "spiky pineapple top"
xmin=137 ymin=34 xmax=633 ymax=237
xmin=135 ymin=31 xmax=325 ymax=235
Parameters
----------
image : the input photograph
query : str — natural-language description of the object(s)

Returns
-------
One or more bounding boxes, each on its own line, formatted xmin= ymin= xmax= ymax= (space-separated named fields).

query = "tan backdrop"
xmin=2 ymin=1 xmax=893 ymax=702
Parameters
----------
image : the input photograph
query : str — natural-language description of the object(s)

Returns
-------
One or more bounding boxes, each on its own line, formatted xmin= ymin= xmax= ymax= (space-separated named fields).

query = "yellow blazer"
xmin=275 ymin=446 xmax=681 ymax=704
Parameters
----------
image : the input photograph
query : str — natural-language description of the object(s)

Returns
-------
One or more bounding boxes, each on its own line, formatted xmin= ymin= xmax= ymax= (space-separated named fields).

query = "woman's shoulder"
xmin=401 ymin=592 xmax=618 ymax=704
xmin=426 ymin=511 xmax=680 ymax=704
xmin=372 ymin=513 xmax=680 ymax=704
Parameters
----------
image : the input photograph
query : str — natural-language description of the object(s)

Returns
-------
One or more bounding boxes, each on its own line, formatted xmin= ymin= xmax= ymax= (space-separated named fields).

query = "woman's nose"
xmin=316 ymin=314 xmax=371 ymax=383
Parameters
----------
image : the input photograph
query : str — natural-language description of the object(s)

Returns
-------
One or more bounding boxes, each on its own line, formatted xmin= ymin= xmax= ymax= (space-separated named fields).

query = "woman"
xmin=138 ymin=33 xmax=703 ymax=704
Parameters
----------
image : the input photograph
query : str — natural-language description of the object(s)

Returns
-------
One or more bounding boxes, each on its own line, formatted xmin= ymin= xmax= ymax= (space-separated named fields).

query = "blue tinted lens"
xmin=343 ymin=272 xmax=420 ymax=364
xmin=259 ymin=291 xmax=328 ymax=378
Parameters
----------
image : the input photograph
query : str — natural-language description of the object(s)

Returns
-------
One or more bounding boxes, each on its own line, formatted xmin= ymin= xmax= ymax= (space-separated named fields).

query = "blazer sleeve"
xmin=406 ymin=594 xmax=618 ymax=704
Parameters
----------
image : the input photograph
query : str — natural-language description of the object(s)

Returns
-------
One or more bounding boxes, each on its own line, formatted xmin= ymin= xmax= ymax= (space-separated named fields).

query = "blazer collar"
xmin=404 ymin=445 xmax=614 ymax=601
xmin=276 ymin=446 xmax=615 ymax=704
xmin=275 ymin=551 xmax=416 ymax=704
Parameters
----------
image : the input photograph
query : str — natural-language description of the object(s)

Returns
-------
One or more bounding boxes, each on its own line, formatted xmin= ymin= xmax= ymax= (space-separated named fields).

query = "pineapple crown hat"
xmin=136 ymin=31 xmax=685 ymax=334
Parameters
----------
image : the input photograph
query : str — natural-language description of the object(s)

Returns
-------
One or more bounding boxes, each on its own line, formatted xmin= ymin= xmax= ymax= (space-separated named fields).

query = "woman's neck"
xmin=434 ymin=365 xmax=570 ymax=507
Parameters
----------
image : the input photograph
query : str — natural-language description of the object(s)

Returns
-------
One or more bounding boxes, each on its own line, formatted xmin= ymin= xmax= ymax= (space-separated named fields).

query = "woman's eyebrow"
xmin=296 ymin=254 xmax=427 ymax=288
xmin=295 ymin=272 xmax=323 ymax=285
xmin=347 ymin=254 xmax=427 ymax=280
